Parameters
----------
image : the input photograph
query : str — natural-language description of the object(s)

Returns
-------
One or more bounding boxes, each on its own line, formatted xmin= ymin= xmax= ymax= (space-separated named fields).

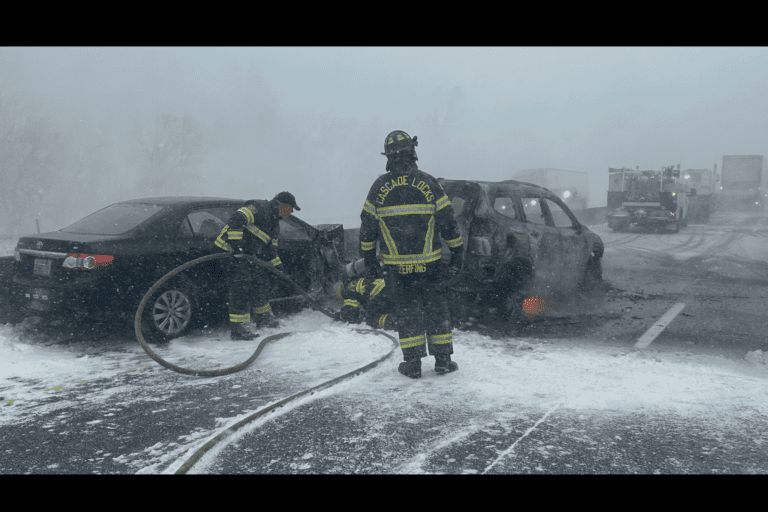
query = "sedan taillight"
xmin=62 ymin=254 xmax=114 ymax=270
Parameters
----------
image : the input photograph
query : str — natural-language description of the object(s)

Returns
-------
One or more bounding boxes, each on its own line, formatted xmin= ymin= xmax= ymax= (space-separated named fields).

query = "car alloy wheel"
xmin=152 ymin=288 xmax=193 ymax=338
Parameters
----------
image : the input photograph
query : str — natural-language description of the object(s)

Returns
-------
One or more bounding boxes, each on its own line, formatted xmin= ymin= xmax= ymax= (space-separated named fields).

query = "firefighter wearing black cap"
xmin=215 ymin=191 xmax=301 ymax=340
xmin=359 ymin=131 xmax=464 ymax=378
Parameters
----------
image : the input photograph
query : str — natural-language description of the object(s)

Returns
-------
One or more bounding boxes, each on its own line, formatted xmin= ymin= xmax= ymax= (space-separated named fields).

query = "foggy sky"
xmin=3 ymin=46 xmax=768 ymax=228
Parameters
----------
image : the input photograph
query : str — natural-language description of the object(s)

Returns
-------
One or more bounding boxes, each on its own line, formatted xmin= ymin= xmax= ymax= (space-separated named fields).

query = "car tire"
xmin=143 ymin=282 xmax=198 ymax=342
xmin=494 ymin=261 xmax=532 ymax=327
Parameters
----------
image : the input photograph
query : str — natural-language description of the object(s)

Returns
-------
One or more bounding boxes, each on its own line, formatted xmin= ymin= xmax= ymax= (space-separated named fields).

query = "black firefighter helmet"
xmin=381 ymin=130 xmax=418 ymax=161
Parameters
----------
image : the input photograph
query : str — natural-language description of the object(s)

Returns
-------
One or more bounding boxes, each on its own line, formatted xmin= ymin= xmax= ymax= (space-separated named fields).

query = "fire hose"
xmin=133 ymin=252 xmax=399 ymax=473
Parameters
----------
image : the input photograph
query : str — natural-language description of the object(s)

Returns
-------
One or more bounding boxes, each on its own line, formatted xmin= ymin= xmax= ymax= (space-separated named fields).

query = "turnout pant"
xmin=226 ymin=258 xmax=272 ymax=324
xmin=389 ymin=264 xmax=453 ymax=360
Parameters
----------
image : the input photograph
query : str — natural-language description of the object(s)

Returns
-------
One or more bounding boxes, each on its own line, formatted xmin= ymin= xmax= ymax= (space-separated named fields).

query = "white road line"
xmin=634 ymin=302 xmax=686 ymax=349
xmin=482 ymin=400 xmax=562 ymax=475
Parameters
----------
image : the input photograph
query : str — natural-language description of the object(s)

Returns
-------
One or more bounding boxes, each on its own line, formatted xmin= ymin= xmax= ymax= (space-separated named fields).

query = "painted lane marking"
xmin=634 ymin=302 xmax=686 ymax=349
xmin=482 ymin=399 xmax=563 ymax=474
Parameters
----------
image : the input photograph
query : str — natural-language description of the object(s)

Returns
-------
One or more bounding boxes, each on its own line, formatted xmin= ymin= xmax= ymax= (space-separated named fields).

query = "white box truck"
xmin=720 ymin=155 xmax=767 ymax=210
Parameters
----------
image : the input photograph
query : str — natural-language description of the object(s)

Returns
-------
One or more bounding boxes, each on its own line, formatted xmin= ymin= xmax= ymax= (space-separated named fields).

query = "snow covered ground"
xmin=2 ymin=305 xmax=767 ymax=474
xmin=0 ymin=237 xmax=18 ymax=257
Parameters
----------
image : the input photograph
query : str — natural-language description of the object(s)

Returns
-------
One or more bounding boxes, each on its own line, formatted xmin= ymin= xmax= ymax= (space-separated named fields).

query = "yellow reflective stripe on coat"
xmin=361 ymin=240 xmax=376 ymax=252
xmin=215 ymin=226 xmax=233 ymax=252
xmin=376 ymin=204 xmax=435 ymax=217
xmin=363 ymin=200 xmax=378 ymax=219
xmin=246 ymin=224 xmax=271 ymax=244
xmin=272 ymin=239 xmax=278 ymax=247
xmin=238 ymin=206 xmax=255 ymax=225
xmin=399 ymin=334 xmax=426 ymax=349
xmin=428 ymin=333 xmax=453 ymax=345
xmin=422 ymin=216 xmax=436 ymax=255
xmin=354 ymin=278 xmax=366 ymax=294
xmin=370 ymin=279 xmax=385 ymax=298
xmin=381 ymin=250 xmax=442 ymax=265
xmin=270 ymin=257 xmax=282 ymax=267
xmin=227 ymin=229 xmax=244 ymax=240
xmin=436 ymin=195 xmax=451 ymax=211
xmin=229 ymin=313 xmax=250 ymax=323
xmin=378 ymin=219 xmax=399 ymax=256
xmin=252 ymin=303 xmax=271 ymax=315
xmin=215 ymin=239 xmax=233 ymax=252
xmin=344 ymin=299 xmax=361 ymax=308
xmin=445 ymin=235 xmax=463 ymax=248
xmin=378 ymin=314 xmax=388 ymax=329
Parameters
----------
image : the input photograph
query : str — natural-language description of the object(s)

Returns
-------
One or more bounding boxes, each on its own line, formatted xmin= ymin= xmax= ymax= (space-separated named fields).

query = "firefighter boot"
xmin=398 ymin=358 xmax=422 ymax=379
xmin=253 ymin=311 xmax=281 ymax=329
xmin=230 ymin=322 xmax=260 ymax=341
xmin=434 ymin=354 xmax=458 ymax=374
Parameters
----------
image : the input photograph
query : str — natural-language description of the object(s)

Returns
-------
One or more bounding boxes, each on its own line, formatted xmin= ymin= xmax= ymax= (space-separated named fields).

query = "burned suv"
xmin=437 ymin=179 xmax=604 ymax=323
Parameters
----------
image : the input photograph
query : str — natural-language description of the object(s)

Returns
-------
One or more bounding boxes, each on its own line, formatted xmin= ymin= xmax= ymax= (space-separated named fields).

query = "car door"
xmin=174 ymin=205 xmax=238 ymax=292
xmin=518 ymin=190 xmax=562 ymax=294
xmin=274 ymin=215 xmax=317 ymax=297
xmin=437 ymin=181 xmax=480 ymax=263
xmin=540 ymin=196 xmax=589 ymax=291
xmin=175 ymin=206 xmax=236 ymax=258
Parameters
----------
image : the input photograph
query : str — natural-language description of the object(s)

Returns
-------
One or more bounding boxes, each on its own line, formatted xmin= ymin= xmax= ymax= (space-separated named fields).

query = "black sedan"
xmin=9 ymin=197 xmax=346 ymax=340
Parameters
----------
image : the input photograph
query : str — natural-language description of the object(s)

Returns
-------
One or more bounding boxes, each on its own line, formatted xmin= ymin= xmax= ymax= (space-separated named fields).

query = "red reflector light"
xmin=66 ymin=253 xmax=114 ymax=269
xmin=522 ymin=296 xmax=554 ymax=318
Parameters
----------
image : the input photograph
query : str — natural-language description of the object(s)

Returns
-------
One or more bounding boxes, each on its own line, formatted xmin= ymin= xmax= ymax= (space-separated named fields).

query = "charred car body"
xmin=437 ymin=179 xmax=604 ymax=324
xmin=8 ymin=197 xmax=345 ymax=339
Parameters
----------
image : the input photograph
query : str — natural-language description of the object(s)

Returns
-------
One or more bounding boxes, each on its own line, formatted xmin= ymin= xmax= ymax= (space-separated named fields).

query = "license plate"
xmin=34 ymin=258 xmax=52 ymax=276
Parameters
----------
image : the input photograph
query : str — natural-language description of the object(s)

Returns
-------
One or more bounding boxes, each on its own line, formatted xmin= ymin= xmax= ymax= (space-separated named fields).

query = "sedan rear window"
xmin=60 ymin=203 xmax=164 ymax=235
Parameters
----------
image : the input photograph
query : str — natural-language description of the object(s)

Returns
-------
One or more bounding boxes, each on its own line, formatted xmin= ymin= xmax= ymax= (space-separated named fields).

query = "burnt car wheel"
xmin=145 ymin=284 xmax=197 ymax=341
xmin=490 ymin=260 xmax=532 ymax=327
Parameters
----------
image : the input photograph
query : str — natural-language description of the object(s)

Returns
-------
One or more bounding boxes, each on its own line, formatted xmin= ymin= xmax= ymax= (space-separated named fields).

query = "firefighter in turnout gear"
xmin=359 ymin=131 xmax=464 ymax=378
xmin=215 ymin=192 xmax=301 ymax=340
xmin=337 ymin=271 xmax=397 ymax=331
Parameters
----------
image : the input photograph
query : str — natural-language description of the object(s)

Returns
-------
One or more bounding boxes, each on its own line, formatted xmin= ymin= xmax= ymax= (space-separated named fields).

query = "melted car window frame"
xmin=542 ymin=196 xmax=579 ymax=229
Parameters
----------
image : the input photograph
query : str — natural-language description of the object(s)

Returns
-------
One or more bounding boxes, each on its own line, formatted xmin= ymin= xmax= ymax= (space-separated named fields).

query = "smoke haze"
xmin=2 ymin=47 xmax=767 ymax=233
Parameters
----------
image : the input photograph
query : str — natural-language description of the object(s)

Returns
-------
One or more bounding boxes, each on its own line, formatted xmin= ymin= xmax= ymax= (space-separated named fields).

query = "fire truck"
xmin=606 ymin=165 xmax=690 ymax=233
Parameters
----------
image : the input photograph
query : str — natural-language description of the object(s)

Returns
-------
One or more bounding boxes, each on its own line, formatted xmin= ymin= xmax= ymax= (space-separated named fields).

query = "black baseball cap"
xmin=273 ymin=191 xmax=301 ymax=211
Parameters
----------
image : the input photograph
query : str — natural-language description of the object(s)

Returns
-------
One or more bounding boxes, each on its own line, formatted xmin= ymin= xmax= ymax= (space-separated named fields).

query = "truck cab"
xmin=607 ymin=165 xmax=689 ymax=233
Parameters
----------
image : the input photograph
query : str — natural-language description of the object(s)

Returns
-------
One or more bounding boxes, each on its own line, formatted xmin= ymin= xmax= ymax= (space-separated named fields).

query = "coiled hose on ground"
xmin=133 ymin=252 xmax=399 ymax=473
